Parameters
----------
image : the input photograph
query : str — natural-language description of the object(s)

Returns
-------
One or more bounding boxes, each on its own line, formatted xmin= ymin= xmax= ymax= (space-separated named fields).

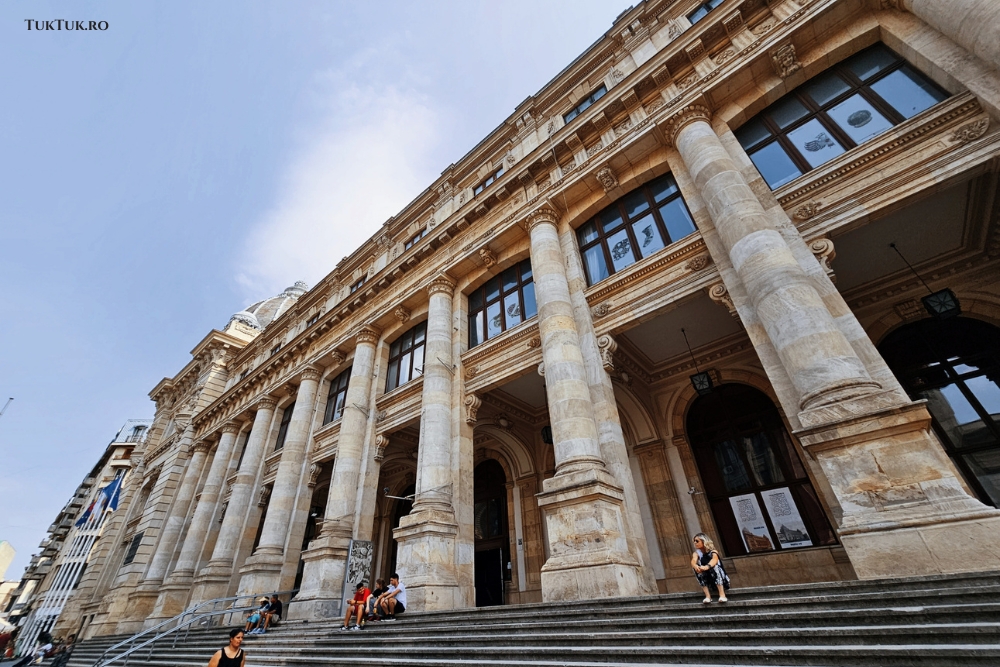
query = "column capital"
xmin=299 ymin=365 xmax=323 ymax=384
xmin=255 ymin=396 xmax=279 ymax=412
xmin=193 ymin=440 xmax=212 ymax=455
xmin=355 ymin=325 xmax=381 ymax=346
xmin=221 ymin=421 xmax=241 ymax=435
xmin=662 ymin=104 xmax=712 ymax=146
xmin=521 ymin=206 xmax=560 ymax=234
xmin=427 ymin=275 xmax=455 ymax=297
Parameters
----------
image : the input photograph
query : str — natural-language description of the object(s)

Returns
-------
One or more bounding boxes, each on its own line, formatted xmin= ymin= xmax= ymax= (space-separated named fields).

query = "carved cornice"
xmin=520 ymin=206 xmax=559 ymax=234
xmin=585 ymin=237 xmax=706 ymax=302
xmin=427 ymin=275 xmax=456 ymax=297
xmin=662 ymin=104 xmax=712 ymax=146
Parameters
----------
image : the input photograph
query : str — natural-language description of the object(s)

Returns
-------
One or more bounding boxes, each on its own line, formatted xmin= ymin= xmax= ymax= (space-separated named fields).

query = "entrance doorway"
xmin=473 ymin=459 xmax=509 ymax=607
xmin=388 ymin=484 xmax=414 ymax=577
xmin=880 ymin=317 xmax=1000 ymax=507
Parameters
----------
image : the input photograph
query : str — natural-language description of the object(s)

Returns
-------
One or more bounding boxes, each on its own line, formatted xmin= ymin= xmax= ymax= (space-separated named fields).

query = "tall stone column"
xmin=149 ymin=421 xmax=241 ymax=619
xmin=191 ymin=397 xmax=277 ymax=604
xmin=394 ymin=275 xmax=462 ymax=611
xmin=898 ymin=0 xmax=1000 ymax=72
xmin=239 ymin=367 xmax=322 ymax=595
xmin=665 ymin=105 xmax=1000 ymax=577
xmin=524 ymin=207 xmax=646 ymax=602
xmin=292 ymin=328 xmax=380 ymax=619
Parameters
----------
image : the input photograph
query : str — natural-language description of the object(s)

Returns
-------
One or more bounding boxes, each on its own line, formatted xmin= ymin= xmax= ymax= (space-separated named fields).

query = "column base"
xmin=191 ymin=560 xmax=236 ymax=606
xmin=393 ymin=508 xmax=461 ymax=611
xmin=287 ymin=534 xmax=351 ymax=620
xmin=797 ymin=400 xmax=1000 ymax=578
xmin=536 ymin=468 xmax=645 ymax=602
xmin=117 ymin=584 xmax=161 ymax=634
xmin=146 ymin=571 xmax=196 ymax=626
xmin=237 ymin=549 xmax=284 ymax=597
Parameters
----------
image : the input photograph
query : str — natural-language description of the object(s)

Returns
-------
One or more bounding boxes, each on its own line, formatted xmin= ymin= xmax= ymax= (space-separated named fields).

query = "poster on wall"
xmin=728 ymin=493 xmax=774 ymax=552
xmin=761 ymin=487 xmax=813 ymax=548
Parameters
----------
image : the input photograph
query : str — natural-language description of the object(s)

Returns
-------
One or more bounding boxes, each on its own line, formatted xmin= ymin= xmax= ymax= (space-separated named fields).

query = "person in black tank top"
xmin=207 ymin=628 xmax=246 ymax=667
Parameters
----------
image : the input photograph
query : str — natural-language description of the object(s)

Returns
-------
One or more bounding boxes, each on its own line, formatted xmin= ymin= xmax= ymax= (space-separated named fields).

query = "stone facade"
xmin=68 ymin=0 xmax=1000 ymax=638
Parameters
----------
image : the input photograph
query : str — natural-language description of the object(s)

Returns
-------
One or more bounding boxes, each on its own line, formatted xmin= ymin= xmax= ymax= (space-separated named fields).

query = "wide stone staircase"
xmin=64 ymin=572 xmax=1000 ymax=666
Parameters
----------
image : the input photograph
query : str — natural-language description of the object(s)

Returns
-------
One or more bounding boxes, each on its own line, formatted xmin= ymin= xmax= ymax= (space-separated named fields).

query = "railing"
xmin=94 ymin=589 xmax=297 ymax=667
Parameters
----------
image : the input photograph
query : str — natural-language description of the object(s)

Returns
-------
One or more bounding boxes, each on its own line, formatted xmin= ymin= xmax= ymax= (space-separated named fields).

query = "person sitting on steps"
xmin=379 ymin=573 xmax=406 ymax=620
xmin=691 ymin=532 xmax=730 ymax=604
xmin=260 ymin=594 xmax=282 ymax=633
xmin=340 ymin=582 xmax=371 ymax=631
xmin=244 ymin=597 xmax=270 ymax=634
xmin=366 ymin=578 xmax=387 ymax=621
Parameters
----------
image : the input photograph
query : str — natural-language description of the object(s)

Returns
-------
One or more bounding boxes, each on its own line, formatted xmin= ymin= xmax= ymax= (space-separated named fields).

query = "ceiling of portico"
xmin=620 ymin=293 xmax=743 ymax=366
xmin=492 ymin=371 xmax=547 ymax=411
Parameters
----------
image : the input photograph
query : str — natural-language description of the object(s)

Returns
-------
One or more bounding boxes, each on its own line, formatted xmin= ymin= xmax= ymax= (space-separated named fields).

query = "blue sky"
xmin=0 ymin=1 xmax=631 ymax=579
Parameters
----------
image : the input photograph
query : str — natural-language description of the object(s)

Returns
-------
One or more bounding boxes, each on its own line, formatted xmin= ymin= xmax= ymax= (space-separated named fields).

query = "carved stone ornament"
xmin=193 ymin=440 xmax=212 ymax=454
xmin=714 ymin=47 xmax=737 ymax=66
xmin=218 ymin=501 xmax=228 ymax=523
xmin=595 ymin=166 xmax=619 ymax=193
xmin=685 ymin=255 xmax=711 ymax=271
xmin=663 ymin=105 xmax=712 ymax=146
xmin=427 ymin=275 xmax=456 ymax=297
xmin=479 ymin=247 xmax=498 ymax=268
xmin=394 ymin=306 xmax=411 ymax=323
xmin=667 ymin=21 xmax=682 ymax=40
xmin=708 ymin=281 xmax=739 ymax=319
xmin=307 ymin=463 xmax=322 ymax=488
xmin=356 ymin=325 xmax=380 ymax=346
xmin=527 ymin=336 xmax=541 ymax=349
xmin=300 ymin=366 xmax=323 ymax=384
xmin=597 ymin=334 xmax=618 ymax=372
xmin=222 ymin=421 xmax=241 ymax=435
xmin=495 ymin=413 xmax=514 ymax=432
xmin=464 ymin=393 xmax=482 ymax=425
xmin=893 ymin=299 xmax=924 ymax=321
xmin=950 ymin=118 xmax=989 ymax=144
xmin=465 ymin=365 xmax=481 ymax=380
xmin=591 ymin=302 xmax=611 ymax=319
xmin=610 ymin=67 xmax=624 ymax=84
xmin=257 ymin=486 xmax=272 ymax=508
xmin=374 ymin=434 xmax=389 ymax=462
xmin=751 ymin=17 xmax=777 ymax=36
xmin=771 ymin=44 xmax=802 ymax=79
xmin=256 ymin=396 xmax=279 ymax=412
xmin=505 ymin=150 xmax=516 ymax=167
xmin=330 ymin=350 xmax=347 ymax=367
xmin=537 ymin=362 xmax=545 ymax=377
xmin=375 ymin=410 xmax=387 ymax=423
xmin=794 ymin=201 xmax=822 ymax=220
xmin=810 ymin=238 xmax=837 ymax=282
xmin=521 ymin=207 xmax=559 ymax=234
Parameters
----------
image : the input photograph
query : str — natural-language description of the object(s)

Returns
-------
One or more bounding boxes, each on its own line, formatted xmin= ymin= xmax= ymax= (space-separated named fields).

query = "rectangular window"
xmin=122 ymin=531 xmax=143 ymax=566
xmin=270 ymin=344 xmax=281 ymax=357
xmin=274 ymin=402 xmax=295 ymax=451
xmin=323 ymin=367 xmax=352 ymax=424
xmin=736 ymin=44 xmax=948 ymax=189
xmin=239 ymin=369 xmax=249 ymax=380
xmin=468 ymin=259 xmax=536 ymax=348
xmin=306 ymin=313 xmax=320 ymax=328
xmin=563 ymin=84 xmax=607 ymax=124
xmin=235 ymin=430 xmax=251 ymax=470
xmin=405 ymin=229 xmax=426 ymax=249
xmin=386 ymin=322 xmax=427 ymax=392
xmin=351 ymin=277 xmax=366 ymax=293
xmin=577 ymin=172 xmax=696 ymax=286
xmin=473 ymin=166 xmax=504 ymax=196
xmin=687 ymin=0 xmax=725 ymax=25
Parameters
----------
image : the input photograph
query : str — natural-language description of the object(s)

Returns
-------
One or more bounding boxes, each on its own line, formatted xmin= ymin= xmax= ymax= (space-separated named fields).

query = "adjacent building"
xmin=66 ymin=0 xmax=1000 ymax=639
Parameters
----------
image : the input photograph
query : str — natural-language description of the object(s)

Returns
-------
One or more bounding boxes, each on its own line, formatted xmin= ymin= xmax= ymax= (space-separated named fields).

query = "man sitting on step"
xmin=379 ymin=573 xmax=406 ymax=621
xmin=261 ymin=595 xmax=282 ymax=633
xmin=340 ymin=582 xmax=371 ymax=631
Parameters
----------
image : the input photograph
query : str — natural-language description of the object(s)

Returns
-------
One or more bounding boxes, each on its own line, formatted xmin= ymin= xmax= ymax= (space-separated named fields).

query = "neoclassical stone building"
xmin=66 ymin=0 xmax=1000 ymax=639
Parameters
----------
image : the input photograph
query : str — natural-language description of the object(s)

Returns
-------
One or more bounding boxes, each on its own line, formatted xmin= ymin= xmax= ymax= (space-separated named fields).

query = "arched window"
xmin=688 ymin=384 xmax=837 ymax=556
xmin=879 ymin=318 xmax=1000 ymax=507
xmin=736 ymin=43 xmax=948 ymax=189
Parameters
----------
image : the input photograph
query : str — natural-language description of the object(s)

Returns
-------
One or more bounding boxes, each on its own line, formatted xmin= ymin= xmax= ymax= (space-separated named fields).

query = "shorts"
xmin=270 ymin=614 xmax=281 ymax=623
xmin=248 ymin=614 xmax=260 ymax=623
xmin=394 ymin=602 xmax=405 ymax=614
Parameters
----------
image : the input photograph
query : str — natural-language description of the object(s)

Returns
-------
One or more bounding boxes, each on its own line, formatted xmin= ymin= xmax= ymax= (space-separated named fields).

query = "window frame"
xmin=351 ymin=277 xmax=366 ymax=293
xmin=323 ymin=367 xmax=352 ymax=424
xmin=576 ymin=172 xmax=696 ymax=286
xmin=122 ymin=531 xmax=144 ymax=566
xmin=563 ymin=84 xmax=608 ymax=124
xmin=385 ymin=321 xmax=427 ymax=392
xmin=305 ymin=313 xmax=320 ymax=328
xmin=736 ymin=44 xmax=948 ymax=190
xmin=270 ymin=344 xmax=281 ymax=357
xmin=473 ymin=166 xmax=504 ymax=196
xmin=405 ymin=229 xmax=426 ymax=250
xmin=467 ymin=258 xmax=536 ymax=348
xmin=274 ymin=401 xmax=295 ymax=451
xmin=687 ymin=0 xmax=725 ymax=25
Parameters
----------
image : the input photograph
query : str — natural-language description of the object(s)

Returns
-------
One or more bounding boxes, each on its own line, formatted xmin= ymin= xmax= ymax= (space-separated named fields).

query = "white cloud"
xmin=235 ymin=70 xmax=441 ymax=301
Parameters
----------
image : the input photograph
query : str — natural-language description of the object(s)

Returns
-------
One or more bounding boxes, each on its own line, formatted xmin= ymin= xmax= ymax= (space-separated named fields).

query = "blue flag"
xmin=75 ymin=476 xmax=125 ymax=527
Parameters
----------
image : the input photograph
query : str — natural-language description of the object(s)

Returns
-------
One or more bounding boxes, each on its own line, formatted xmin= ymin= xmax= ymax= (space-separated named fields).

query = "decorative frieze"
xmin=591 ymin=302 xmax=611 ymax=319
xmin=950 ymin=117 xmax=990 ymax=144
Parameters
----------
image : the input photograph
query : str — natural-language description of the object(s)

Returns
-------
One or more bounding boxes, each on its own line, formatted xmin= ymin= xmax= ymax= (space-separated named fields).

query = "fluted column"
xmin=190 ymin=397 xmax=276 ymax=603
xmin=238 ymin=367 xmax=322 ymax=594
xmin=899 ymin=0 xmax=1000 ymax=72
xmin=149 ymin=421 xmax=241 ymax=619
xmin=524 ymin=207 xmax=645 ymax=602
xmin=393 ymin=276 xmax=462 ymax=611
xmin=291 ymin=328 xmax=380 ymax=620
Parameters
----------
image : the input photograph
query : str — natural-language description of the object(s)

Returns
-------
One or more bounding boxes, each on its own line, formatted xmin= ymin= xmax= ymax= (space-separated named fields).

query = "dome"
xmin=226 ymin=281 xmax=309 ymax=332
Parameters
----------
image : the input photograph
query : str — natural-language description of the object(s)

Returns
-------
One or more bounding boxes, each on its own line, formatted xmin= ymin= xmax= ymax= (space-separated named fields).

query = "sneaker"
xmin=702 ymin=597 xmax=712 ymax=604
xmin=385 ymin=615 xmax=396 ymax=621
xmin=718 ymin=597 xmax=728 ymax=603
xmin=350 ymin=625 xmax=362 ymax=631
xmin=339 ymin=625 xmax=348 ymax=631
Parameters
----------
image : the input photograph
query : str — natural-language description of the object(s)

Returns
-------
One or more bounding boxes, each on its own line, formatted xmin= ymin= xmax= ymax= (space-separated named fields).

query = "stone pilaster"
xmin=292 ymin=328 xmax=379 ymax=620
xmin=523 ymin=207 xmax=646 ymax=602
xmin=899 ymin=0 xmax=1000 ymax=72
xmin=393 ymin=275 xmax=462 ymax=611
xmin=191 ymin=397 xmax=277 ymax=604
xmin=665 ymin=105 xmax=1000 ymax=578
xmin=238 ymin=367 xmax=323 ymax=596
xmin=149 ymin=421 xmax=240 ymax=620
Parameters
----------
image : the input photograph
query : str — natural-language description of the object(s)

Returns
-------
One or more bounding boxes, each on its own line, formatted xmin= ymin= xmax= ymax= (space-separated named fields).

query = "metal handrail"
xmin=94 ymin=589 xmax=297 ymax=667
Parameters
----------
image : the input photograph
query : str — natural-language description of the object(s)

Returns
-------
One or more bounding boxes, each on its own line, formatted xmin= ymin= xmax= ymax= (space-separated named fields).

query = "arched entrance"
xmin=388 ymin=484 xmax=414 ymax=577
xmin=473 ymin=459 xmax=509 ymax=607
xmin=687 ymin=384 xmax=837 ymax=556
xmin=879 ymin=317 xmax=1000 ymax=507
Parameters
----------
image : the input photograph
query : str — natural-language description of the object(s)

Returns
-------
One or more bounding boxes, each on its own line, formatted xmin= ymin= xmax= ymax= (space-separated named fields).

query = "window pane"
xmin=469 ymin=289 xmax=483 ymax=312
xmin=578 ymin=220 xmax=600 ymax=245
xmin=485 ymin=277 xmax=501 ymax=302
xmin=713 ymin=440 xmax=752 ymax=492
xmin=414 ymin=322 xmax=426 ymax=344
xmin=966 ymin=375 xmax=1000 ymax=418
xmin=688 ymin=6 xmax=710 ymax=23
xmin=787 ymin=118 xmax=846 ymax=168
xmin=870 ymin=66 xmax=945 ymax=119
xmin=333 ymin=393 xmax=346 ymax=421
xmin=411 ymin=344 xmax=424 ymax=377
xmin=919 ymin=384 xmax=987 ymax=450
xmin=622 ymin=189 xmax=650 ymax=219
xmin=631 ymin=214 xmax=665 ymax=258
xmin=606 ymin=228 xmax=636 ymax=272
xmin=658 ymin=198 xmax=697 ymax=243
xmin=522 ymin=282 xmax=537 ymax=319
xmin=735 ymin=118 xmax=772 ymax=151
xmin=741 ymin=434 xmax=786 ymax=486
xmin=503 ymin=292 xmax=522 ymax=328
xmin=469 ymin=312 xmax=483 ymax=347
xmin=486 ymin=301 xmax=503 ymax=339
xmin=749 ymin=142 xmax=802 ymax=189
xmin=387 ymin=362 xmax=399 ymax=391
xmin=520 ymin=259 xmax=532 ymax=280
xmin=390 ymin=339 xmax=400 ymax=358
xmin=769 ymin=96 xmax=810 ymax=129
xmin=502 ymin=266 xmax=518 ymax=293
xmin=846 ymin=45 xmax=897 ymax=81
xmin=582 ymin=245 xmax=610 ymax=285
xmin=963 ymin=449 xmax=1000 ymax=506
xmin=801 ymin=72 xmax=852 ymax=106
xmin=398 ymin=352 xmax=411 ymax=385
xmin=599 ymin=207 xmax=624 ymax=233
xmin=827 ymin=94 xmax=893 ymax=144
xmin=649 ymin=175 xmax=680 ymax=202
xmin=401 ymin=334 xmax=412 ymax=352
